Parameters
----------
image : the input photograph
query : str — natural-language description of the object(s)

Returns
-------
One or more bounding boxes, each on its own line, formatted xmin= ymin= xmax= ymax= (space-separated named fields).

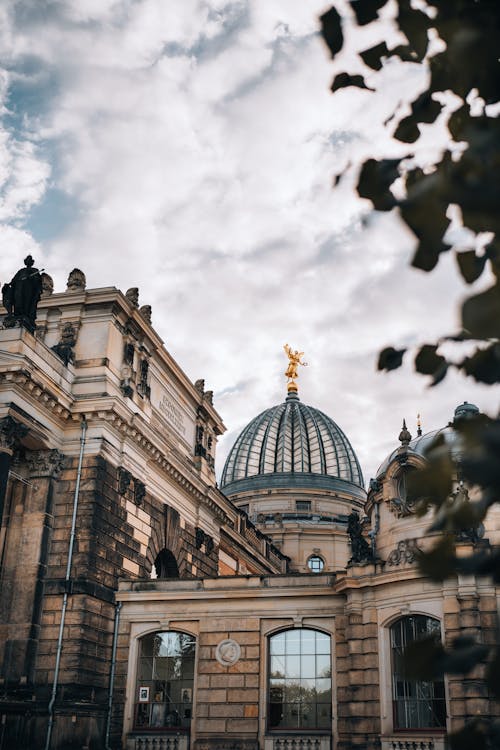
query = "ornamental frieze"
xmin=386 ymin=538 xmax=421 ymax=566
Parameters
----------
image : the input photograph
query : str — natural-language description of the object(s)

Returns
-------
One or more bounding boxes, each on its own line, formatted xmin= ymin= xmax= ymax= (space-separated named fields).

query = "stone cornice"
xmin=0 ymin=369 xmax=72 ymax=422
xmin=37 ymin=287 xmax=225 ymax=434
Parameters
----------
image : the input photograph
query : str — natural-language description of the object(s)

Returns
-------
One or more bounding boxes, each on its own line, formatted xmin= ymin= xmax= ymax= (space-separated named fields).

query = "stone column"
xmin=0 ymin=447 xmax=63 ymax=684
xmin=337 ymin=574 xmax=381 ymax=750
xmin=0 ymin=416 xmax=28 ymax=529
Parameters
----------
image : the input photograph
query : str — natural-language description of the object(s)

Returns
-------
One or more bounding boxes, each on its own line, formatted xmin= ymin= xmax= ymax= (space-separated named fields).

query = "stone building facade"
xmin=0 ymin=263 xmax=498 ymax=750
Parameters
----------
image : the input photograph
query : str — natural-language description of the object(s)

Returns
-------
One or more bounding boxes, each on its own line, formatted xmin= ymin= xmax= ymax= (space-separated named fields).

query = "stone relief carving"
xmin=215 ymin=638 xmax=241 ymax=667
xmin=52 ymin=322 xmax=78 ymax=365
xmin=118 ymin=467 xmax=132 ymax=495
xmin=387 ymin=538 xmax=421 ymax=566
xmin=66 ymin=268 xmax=86 ymax=292
xmin=0 ymin=416 xmax=28 ymax=452
xmin=26 ymin=449 xmax=65 ymax=478
xmin=134 ymin=479 xmax=146 ymax=506
xmin=137 ymin=359 xmax=150 ymax=398
xmin=41 ymin=273 xmax=54 ymax=297
xmin=139 ymin=304 xmax=152 ymax=324
xmin=125 ymin=287 xmax=139 ymax=306
xmin=195 ymin=527 xmax=214 ymax=554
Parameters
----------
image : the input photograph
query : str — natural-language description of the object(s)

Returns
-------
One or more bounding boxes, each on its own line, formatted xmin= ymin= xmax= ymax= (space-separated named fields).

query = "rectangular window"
xmin=296 ymin=500 xmax=311 ymax=512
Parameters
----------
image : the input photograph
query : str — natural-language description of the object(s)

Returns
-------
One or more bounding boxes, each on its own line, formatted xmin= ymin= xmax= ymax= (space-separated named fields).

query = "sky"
xmin=0 ymin=0 xmax=494 ymax=483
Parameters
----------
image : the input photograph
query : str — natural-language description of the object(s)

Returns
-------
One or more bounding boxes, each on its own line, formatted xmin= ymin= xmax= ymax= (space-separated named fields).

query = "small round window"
xmin=307 ymin=555 xmax=324 ymax=573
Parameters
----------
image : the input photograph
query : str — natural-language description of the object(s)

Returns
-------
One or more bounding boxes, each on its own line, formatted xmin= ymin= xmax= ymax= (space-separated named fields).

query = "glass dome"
xmin=221 ymin=391 xmax=364 ymax=496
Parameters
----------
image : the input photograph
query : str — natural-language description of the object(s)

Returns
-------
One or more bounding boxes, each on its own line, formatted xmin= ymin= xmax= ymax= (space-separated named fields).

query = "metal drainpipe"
xmin=104 ymin=601 xmax=122 ymax=750
xmin=44 ymin=416 xmax=87 ymax=750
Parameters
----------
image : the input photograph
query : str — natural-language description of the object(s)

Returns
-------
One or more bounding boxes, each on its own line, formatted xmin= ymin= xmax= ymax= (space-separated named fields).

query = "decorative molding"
xmin=0 ymin=370 xmax=72 ymax=422
xmin=387 ymin=538 xmax=421 ymax=566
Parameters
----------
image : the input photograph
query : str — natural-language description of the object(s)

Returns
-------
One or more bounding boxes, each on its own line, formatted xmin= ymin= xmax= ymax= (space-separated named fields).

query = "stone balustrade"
xmin=126 ymin=734 xmax=189 ymax=750
xmin=264 ymin=737 xmax=331 ymax=750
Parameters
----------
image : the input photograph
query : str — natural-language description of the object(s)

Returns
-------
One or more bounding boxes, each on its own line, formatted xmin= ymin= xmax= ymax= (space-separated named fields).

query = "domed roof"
xmin=221 ymin=391 xmax=365 ymax=497
xmin=374 ymin=402 xmax=479 ymax=478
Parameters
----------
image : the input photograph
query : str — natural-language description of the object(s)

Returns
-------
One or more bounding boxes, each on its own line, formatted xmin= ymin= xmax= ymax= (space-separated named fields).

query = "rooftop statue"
xmin=2 ymin=255 xmax=43 ymax=333
xmin=283 ymin=343 xmax=307 ymax=392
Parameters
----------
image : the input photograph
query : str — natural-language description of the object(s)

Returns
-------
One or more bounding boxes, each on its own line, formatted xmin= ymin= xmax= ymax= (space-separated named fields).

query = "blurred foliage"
xmin=321 ymin=0 xmax=500 ymax=386
xmin=321 ymin=1 xmax=499 ymax=747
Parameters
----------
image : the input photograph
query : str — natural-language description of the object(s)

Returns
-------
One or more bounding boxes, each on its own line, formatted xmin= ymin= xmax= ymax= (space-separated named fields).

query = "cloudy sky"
xmin=0 ymin=0 xmax=494 ymax=482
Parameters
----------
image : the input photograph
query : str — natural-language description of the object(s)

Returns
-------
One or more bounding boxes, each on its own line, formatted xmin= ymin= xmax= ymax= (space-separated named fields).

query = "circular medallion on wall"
xmin=215 ymin=638 xmax=241 ymax=666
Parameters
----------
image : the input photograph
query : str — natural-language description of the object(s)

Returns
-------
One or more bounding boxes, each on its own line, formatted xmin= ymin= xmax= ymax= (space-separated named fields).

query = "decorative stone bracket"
xmin=195 ymin=526 xmax=214 ymax=555
xmin=118 ymin=466 xmax=145 ymax=506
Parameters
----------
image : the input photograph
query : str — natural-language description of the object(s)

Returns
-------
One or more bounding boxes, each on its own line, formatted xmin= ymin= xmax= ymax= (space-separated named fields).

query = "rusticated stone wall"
xmin=0 ymin=450 xmax=219 ymax=750
xmin=336 ymin=600 xmax=381 ymax=750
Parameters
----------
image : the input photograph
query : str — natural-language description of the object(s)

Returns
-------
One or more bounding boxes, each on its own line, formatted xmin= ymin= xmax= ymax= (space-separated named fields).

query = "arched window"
xmin=154 ymin=548 xmax=179 ymax=578
xmin=134 ymin=631 xmax=195 ymax=731
xmin=307 ymin=555 xmax=324 ymax=573
xmin=268 ymin=629 xmax=331 ymax=731
xmin=391 ymin=616 xmax=446 ymax=730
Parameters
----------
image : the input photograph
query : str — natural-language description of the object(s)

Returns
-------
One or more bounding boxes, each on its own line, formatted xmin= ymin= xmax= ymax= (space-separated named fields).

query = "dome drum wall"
xmin=221 ymin=392 xmax=366 ymax=572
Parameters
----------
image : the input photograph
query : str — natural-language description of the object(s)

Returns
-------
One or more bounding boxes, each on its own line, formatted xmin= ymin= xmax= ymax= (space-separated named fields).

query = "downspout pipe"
xmin=44 ymin=416 xmax=87 ymax=750
xmin=104 ymin=601 xmax=122 ymax=750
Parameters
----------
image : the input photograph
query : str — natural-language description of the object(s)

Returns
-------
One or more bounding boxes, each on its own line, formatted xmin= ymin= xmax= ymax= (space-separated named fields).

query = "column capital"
xmin=26 ymin=449 xmax=65 ymax=478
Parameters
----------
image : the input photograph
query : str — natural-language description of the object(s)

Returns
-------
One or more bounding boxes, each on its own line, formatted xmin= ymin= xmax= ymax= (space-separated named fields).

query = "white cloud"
xmin=0 ymin=0 xmax=495 ymax=487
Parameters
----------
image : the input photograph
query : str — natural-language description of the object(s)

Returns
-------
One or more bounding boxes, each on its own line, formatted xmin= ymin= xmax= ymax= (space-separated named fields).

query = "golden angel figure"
xmin=284 ymin=344 xmax=307 ymax=383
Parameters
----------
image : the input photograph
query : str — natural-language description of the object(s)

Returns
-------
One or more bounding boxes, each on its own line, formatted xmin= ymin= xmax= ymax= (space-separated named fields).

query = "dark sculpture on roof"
xmin=347 ymin=511 xmax=373 ymax=564
xmin=2 ymin=255 xmax=43 ymax=333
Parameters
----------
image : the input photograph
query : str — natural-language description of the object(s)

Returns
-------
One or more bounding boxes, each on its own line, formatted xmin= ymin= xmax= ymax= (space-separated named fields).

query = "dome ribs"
xmin=220 ymin=398 xmax=365 ymax=492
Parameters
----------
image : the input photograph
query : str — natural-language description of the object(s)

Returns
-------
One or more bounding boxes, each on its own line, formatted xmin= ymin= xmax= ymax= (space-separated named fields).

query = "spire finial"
xmin=417 ymin=413 xmax=422 ymax=437
xmin=283 ymin=344 xmax=307 ymax=394
xmin=399 ymin=418 xmax=412 ymax=448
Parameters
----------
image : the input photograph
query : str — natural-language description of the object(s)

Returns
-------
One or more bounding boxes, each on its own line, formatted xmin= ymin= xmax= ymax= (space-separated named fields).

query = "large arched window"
xmin=268 ymin=628 xmax=332 ymax=731
xmin=391 ymin=616 xmax=446 ymax=730
xmin=134 ymin=631 xmax=195 ymax=731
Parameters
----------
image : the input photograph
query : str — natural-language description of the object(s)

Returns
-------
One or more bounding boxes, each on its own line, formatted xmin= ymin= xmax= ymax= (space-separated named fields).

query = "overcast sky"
xmin=0 ymin=0 xmax=494 ymax=483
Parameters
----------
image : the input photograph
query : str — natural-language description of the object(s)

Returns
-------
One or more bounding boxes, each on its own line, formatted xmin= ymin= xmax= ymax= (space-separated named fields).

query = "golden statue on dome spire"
xmin=283 ymin=344 xmax=307 ymax=392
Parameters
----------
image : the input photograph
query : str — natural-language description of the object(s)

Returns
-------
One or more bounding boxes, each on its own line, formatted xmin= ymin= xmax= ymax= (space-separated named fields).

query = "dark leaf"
xmin=377 ymin=346 xmax=405 ymax=371
xmin=417 ymin=536 xmax=456 ymax=581
xmin=449 ymin=720 xmax=489 ymax=750
xmin=394 ymin=116 xmax=420 ymax=143
xmin=349 ymin=0 xmax=387 ymax=26
xmin=402 ymin=635 xmax=442 ymax=680
xmin=320 ymin=7 xmax=344 ymax=58
xmin=456 ymin=250 xmax=487 ymax=284
xmin=410 ymin=91 xmax=442 ymax=125
xmin=461 ymin=344 xmax=500 ymax=385
xmin=396 ymin=1 xmax=430 ymax=61
xmin=462 ymin=284 xmax=500 ymax=339
xmin=414 ymin=344 xmax=446 ymax=378
xmin=441 ymin=637 xmax=490 ymax=674
xmin=331 ymin=72 xmax=373 ymax=93
xmin=360 ymin=41 xmax=389 ymax=71
xmin=403 ymin=167 xmax=450 ymax=272
xmin=358 ymin=158 xmax=400 ymax=210
xmin=403 ymin=633 xmax=488 ymax=681
xmin=486 ymin=647 xmax=500 ymax=698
